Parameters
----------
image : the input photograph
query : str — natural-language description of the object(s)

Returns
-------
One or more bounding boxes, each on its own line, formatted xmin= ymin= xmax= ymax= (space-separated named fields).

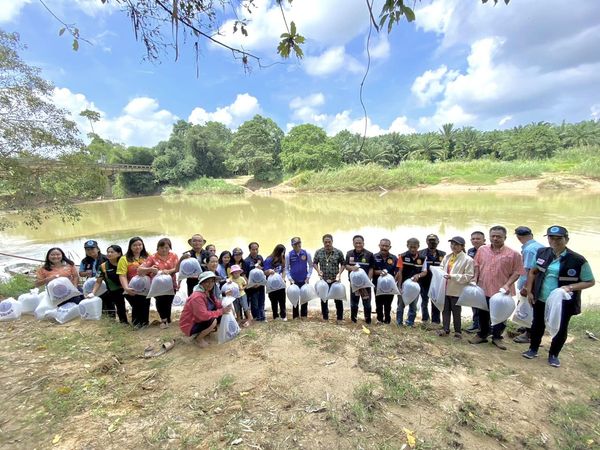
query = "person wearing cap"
xmin=179 ymin=234 xmax=209 ymax=296
xmin=438 ymin=237 xmax=474 ymax=338
xmin=345 ymin=235 xmax=375 ymax=324
xmin=179 ymin=271 xmax=233 ymax=348
xmin=229 ymin=263 xmax=253 ymax=326
xmin=286 ymin=237 xmax=314 ymax=320
xmin=469 ymin=226 xmax=524 ymax=350
xmin=394 ymin=238 xmax=427 ymax=327
xmin=79 ymin=240 xmax=108 ymax=278
xmin=513 ymin=226 xmax=544 ymax=344
xmin=243 ymin=242 xmax=266 ymax=321
xmin=523 ymin=226 xmax=595 ymax=367
xmin=465 ymin=231 xmax=486 ymax=333
xmin=373 ymin=238 xmax=398 ymax=325
xmin=418 ymin=234 xmax=447 ymax=325
xmin=313 ymin=234 xmax=346 ymax=323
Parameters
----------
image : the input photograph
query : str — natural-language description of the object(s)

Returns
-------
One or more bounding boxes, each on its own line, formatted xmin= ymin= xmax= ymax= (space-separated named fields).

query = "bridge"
xmin=11 ymin=158 xmax=153 ymax=174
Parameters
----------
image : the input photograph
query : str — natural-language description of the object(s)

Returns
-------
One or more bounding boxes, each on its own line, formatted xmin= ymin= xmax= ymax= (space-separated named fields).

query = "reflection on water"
xmin=2 ymin=191 xmax=600 ymax=304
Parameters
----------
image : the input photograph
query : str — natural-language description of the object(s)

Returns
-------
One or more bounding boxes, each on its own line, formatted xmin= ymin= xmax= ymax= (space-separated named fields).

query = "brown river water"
xmin=1 ymin=191 xmax=599 ymax=306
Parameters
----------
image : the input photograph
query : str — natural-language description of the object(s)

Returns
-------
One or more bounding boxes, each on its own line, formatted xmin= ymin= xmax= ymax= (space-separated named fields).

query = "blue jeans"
xmin=397 ymin=297 xmax=418 ymax=326
xmin=350 ymin=289 xmax=372 ymax=324
xmin=246 ymin=286 xmax=265 ymax=321
xmin=420 ymin=284 xmax=441 ymax=323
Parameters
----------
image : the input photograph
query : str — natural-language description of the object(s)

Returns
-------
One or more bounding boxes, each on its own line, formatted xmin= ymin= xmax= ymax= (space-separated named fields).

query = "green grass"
xmin=162 ymin=177 xmax=245 ymax=195
xmin=351 ymin=381 xmax=378 ymax=423
xmin=0 ymin=274 xmax=35 ymax=299
xmin=570 ymin=306 xmax=600 ymax=333
xmin=380 ymin=367 xmax=424 ymax=404
xmin=550 ymin=393 xmax=600 ymax=450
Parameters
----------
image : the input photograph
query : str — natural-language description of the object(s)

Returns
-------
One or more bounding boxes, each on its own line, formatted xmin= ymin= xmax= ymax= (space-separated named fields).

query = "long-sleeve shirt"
xmin=285 ymin=249 xmax=313 ymax=283
xmin=179 ymin=288 xmax=224 ymax=336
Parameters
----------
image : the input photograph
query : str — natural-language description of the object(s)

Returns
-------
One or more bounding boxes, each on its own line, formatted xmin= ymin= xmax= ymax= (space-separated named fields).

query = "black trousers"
xmin=269 ymin=289 xmax=287 ymax=319
xmin=375 ymin=294 xmax=394 ymax=324
xmin=186 ymin=277 xmax=199 ymax=296
xmin=155 ymin=294 xmax=174 ymax=323
xmin=321 ymin=299 xmax=344 ymax=320
xmin=442 ymin=295 xmax=461 ymax=333
xmin=292 ymin=281 xmax=308 ymax=318
xmin=125 ymin=294 xmax=150 ymax=327
xmin=476 ymin=297 xmax=505 ymax=340
xmin=102 ymin=290 xmax=128 ymax=324
xmin=529 ymin=298 xmax=575 ymax=357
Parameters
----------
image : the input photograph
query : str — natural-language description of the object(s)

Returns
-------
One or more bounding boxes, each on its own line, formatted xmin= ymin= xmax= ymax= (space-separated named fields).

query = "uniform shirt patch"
xmin=301 ymin=255 xmax=307 ymax=261
xmin=404 ymin=257 xmax=411 ymax=262
xmin=567 ymin=268 xmax=577 ymax=277
xmin=387 ymin=258 xmax=393 ymax=265
xmin=417 ymin=259 xmax=422 ymax=265
xmin=536 ymin=258 xmax=545 ymax=265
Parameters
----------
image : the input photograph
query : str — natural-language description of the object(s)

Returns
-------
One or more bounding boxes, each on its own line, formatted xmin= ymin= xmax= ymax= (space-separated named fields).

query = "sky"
xmin=2 ymin=0 xmax=600 ymax=148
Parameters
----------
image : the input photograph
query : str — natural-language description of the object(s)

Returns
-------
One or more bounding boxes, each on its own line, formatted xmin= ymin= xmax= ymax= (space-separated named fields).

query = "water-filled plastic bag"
xmin=247 ymin=268 xmax=267 ymax=289
xmin=376 ymin=274 xmax=400 ymax=296
xmin=83 ymin=278 xmax=107 ymax=297
xmin=457 ymin=284 xmax=488 ymax=311
xmin=545 ymin=288 xmax=571 ymax=338
xmin=349 ymin=268 xmax=374 ymax=293
xmin=147 ymin=274 xmax=175 ymax=298
xmin=129 ymin=275 xmax=151 ymax=295
xmin=34 ymin=291 xmax=54 ymax=320
xmin=18 ymin=288 xmax=41 ymax=314
xmin=79 ymin=296 xmax=102 ymax=320
xmin=427 ymin=267 xmax=447 ymax=311
xmin=172 ymin=285 xmax=188 ymax=307
xmin=401 ymin=279 xmax=420 ymax=306
xmin=0 ymin=298 xmax=22 ymax=321
xmin=179 ymin=258 xmax=202 ymax=280
xmin=327 ymin=282 xmax=347 ymax=301
xmin=512 ymin=296 xmax=533 ymax=328
xmin=300 ymin=284 xmax=317 ymax=305
xmin=47 ymin=277 xmax=80 ymax=306
xmin=315 ymin=279 xmax=329 ymax=301
xmin=218 ymin=296 xmax=241 ymax=344
xmin=287 ymin=284 xmax=300 ymax=307
xmin=221 ymin=280 xmax=240 ymax=299
xmin=489 ymin=290 xmax=515 ymax=325
xmin=266 ymin=273 xmax=286 ymax=293
xmin=53 ymin=302 xmax=80 ymax=324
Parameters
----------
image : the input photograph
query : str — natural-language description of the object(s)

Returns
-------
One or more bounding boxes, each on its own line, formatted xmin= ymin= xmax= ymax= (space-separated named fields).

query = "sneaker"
xmin=469 ymin=336 xmax=488 ymax=345
xmin=513 ymin=332 xmax=530 ymax=344
xmin=548 ymin=355 xmax=561 ymax=368
xmin=454 ymin=332 xmax=462 ymax=339
xmin=437 ymin=330 xmax=450 ymax=337
xmin=492 ymin=338 xmax=507 ymax=350
xmin=464 ymin=326 xmax=479 ymax=334
xmin=282 ymin=317 xmax=288 ymax=322
xmin=396 ymin=322 xmax=404 ymax=327
xmin=521 ymin=349 xmax=538 ymax=359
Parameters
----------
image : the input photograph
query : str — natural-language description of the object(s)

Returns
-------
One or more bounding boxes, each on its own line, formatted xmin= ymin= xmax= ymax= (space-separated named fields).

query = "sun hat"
xmin=230 ymin=264 xmax=243 ymax=274
xmin=197 ymin=271 xmax=218 ymax=284
xmin=187 ymin=234 xmax=205 ymax=247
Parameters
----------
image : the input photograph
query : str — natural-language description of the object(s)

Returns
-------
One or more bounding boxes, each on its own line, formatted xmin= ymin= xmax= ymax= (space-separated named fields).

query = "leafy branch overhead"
xmin=277 ymin=21 xmax=305 ymax=59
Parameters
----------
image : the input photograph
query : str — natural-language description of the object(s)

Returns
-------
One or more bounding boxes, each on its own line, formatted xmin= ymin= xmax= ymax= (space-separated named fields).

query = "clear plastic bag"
xmin=172 ymin=283 xmax=189 ymax=307
xmin=34 ymin=291 xmax=55 ymax=320
xmin=427 ymin=267 xmax=446 ymax=311
xmin=457 ymin=284 xmax=488 ymax=311
xmin=18 ymin=288 xmax=41 ymax=315
xmin=266 ymin=273 xmax=286 ymax=293
xmin=47 ymin=277 xmax=81 ymax=306
xmin=79 ymin=296 xmax=102 ymax=320
xmin=327 ymin=282 xmax=346 ymax=301
xmin=247 ymin=268 xmax=267 ymax=289
xmin=83 ymin=278 xmax=107 ymax=297
xmin=300 ymin=284 xmax=317 ymax=305
xmin=287 ymin=284 xmax=301 ymax=307
xmin=147 ymin=274 xmax=175 ymax=298
xmin=53 ymin=302 xmax=80 ymax=324
xmin=401 ymin=279 xmax=420 ymax=306
xmin=129 ymin=275 xmax=151 ymax=295
xmin=376 ymin=274 xmax=400 ymax=296
xmin=218 ymin=296 xmax=241 ymax=344
xmin=178 ymin=258 xmax=202 ymax=280
xmin=489 ymin=290 xmax=515 ymax=325
xmin=0 ymin=298 xmax=22 ymax=321
xmin=221 ymin=280 xmax=240 ymax=299
xmin=545 ymin=288 xmax=571 ymax=338
xmin=349 ymin=268 xmax=374 ymax=293
xmin=512 ymin=295 xmax=533 ymax=328
xmin=315 ymin=279 xmax=329 ymax=301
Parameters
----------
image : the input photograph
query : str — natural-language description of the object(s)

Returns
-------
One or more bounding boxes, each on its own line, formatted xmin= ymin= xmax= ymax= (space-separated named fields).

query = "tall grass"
xmin=0 ymin=274 xmax=35 ymax=299
xmin=163 ymin=177 xmax=245 ymax=195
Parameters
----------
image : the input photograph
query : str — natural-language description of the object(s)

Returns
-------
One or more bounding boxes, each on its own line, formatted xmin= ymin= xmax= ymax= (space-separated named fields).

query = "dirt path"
xmin=1 ymin=309 xmax=599 ymax=449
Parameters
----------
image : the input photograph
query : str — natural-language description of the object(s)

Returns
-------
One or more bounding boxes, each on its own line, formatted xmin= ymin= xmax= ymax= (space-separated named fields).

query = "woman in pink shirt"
xmin=139 ymin=238 xmax=179 ymax=329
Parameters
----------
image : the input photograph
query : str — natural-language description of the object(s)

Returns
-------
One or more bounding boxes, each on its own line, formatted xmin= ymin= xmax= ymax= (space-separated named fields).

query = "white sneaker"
xmin=282 ymin=318 xmax=288 ymax=322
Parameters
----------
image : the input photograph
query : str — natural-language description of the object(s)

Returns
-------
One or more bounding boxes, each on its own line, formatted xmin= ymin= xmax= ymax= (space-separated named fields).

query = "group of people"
xmin=34 ymin=224 xmax=594 ymax=367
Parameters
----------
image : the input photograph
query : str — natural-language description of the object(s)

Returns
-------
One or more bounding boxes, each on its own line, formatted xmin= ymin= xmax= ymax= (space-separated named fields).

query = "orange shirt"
xmin=474 ymin=245 xmax=524 ymax=297
xmin=36 ymin=264 xmax=79 ymax=288
xmin=141 ymin=252 xmax=179 ymax=289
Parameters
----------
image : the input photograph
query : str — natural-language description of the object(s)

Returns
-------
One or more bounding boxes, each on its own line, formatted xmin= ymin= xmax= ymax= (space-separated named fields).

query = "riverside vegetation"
xmin=0 ymin=304 xmax=598 ymax=449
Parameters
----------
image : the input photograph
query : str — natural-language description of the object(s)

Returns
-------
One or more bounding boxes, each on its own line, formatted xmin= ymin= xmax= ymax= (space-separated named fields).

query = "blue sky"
xmin=2 ymin=0 xmax=599 ymax=147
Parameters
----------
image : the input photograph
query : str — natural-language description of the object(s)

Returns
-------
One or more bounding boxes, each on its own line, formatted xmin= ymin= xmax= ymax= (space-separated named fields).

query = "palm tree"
xmin=439 ymin=123 xmax=456 ymax=159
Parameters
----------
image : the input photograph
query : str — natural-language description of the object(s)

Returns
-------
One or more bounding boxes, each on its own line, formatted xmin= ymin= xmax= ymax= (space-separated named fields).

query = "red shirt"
xmin=474 ymin=244 xmax=524 ymax=297
xmin=141 ymin=252 xmax=179 ymax=289
xmin=179 ymin=289 xmax=224 ymax=336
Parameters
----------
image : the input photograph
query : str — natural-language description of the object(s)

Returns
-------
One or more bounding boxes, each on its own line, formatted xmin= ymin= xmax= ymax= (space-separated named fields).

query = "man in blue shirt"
xmin=513 ymin=226 xmax=544 ymax=344
xmin=285 ymin=236 xmax=313 ymax=320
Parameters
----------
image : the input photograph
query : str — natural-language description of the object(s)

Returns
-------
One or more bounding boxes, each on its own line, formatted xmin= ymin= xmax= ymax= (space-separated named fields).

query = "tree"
xmin=0 ymin=30 xmax=87 ymax=229
xmin=226 ymin=115 xmax=283 ymax=181
xmin=281 ymin=124 xmax=340 ymax=173
xmin=331 ymin=130 xmax=362 ymax=165
xmin=112 ymin=146 xmax=156 ymax=196
xmin=185 ymin=121 xmax=232 ymax=178
xmin=80 ymin=109 xmax=101 ymax=135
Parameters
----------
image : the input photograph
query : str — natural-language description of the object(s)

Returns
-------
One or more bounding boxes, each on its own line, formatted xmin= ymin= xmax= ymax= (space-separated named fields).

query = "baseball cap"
xmin=84 ymin=240 xmax=98 ymax=249
xmin=426 ymin=234 xmax=439 ymax=241
xmin=514 ymin=226 xmax=533 ymax=236
xmin=545 ymin=225 xmax=568 ymax=237
xmin=448 ymin=236 xmax=466 ymax=246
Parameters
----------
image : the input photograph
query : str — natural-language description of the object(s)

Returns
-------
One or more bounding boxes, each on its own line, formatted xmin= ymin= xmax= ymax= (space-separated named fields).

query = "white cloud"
xmin=188 ymin=93 xmax=260 ymax=128
xmin=498 ymin=116 xmax=512 ymax=126
xmin=303 ymin=46 xmax=363 ymax=76
xmin=368 ymin=34 xmax=390 ymax=60
xmin=326 ymin=112 xmax=415 ymax=137
xmin=0 ymin=0 xmax=31 ymax=23
xmin=53 ymin=87 xmax=178 ymax=147
xmin=289 ymin=93 xmax=326 ymax=122
xmin=411 ymin=65 xmax=458 ymax=106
